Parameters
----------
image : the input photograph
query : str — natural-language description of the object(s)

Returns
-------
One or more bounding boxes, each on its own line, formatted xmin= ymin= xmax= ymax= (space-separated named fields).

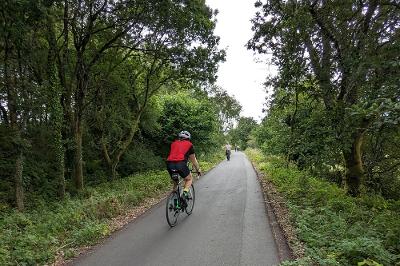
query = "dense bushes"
xmin=246 ymin=149 xmax=400 ymax=266
xmin=118 ymin=142 xmax=165 ymax=176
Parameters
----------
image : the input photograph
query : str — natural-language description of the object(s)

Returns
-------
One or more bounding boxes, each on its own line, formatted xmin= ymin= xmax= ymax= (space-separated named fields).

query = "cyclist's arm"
xmin=189 ymin=154 xmax=201 ymax=175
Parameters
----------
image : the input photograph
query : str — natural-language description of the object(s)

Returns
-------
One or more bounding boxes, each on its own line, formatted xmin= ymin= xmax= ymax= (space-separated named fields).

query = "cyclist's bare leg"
xmin=183 ymin=173 xmax=193 ymax=190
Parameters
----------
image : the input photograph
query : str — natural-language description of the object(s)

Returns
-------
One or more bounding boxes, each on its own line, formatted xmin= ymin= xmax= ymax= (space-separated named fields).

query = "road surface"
xmin=72 ymin=151 xmax=280 ymax=266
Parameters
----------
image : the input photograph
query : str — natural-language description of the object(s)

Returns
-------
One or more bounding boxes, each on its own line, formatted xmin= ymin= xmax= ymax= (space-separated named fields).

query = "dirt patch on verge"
xmin=252 ymin=163 xmax=306 ymax=262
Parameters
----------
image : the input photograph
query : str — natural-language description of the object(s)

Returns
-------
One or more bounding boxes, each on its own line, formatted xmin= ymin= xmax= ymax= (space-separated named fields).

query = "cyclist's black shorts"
xmin=166 ymin=161 xmax=190 ymax=180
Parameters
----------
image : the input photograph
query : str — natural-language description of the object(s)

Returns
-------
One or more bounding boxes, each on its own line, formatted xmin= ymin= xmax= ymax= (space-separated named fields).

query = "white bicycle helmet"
xmin=178 ymin=130 xmax=191 ymax=140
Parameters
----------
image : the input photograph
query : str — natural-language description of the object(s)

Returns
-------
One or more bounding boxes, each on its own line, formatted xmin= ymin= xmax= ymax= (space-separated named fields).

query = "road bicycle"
xmin=165 ymin=170 xmax=196 ymax=227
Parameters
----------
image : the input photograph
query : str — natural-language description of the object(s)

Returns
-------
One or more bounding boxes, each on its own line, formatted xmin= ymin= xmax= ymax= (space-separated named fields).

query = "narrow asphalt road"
xmin=72 ymin=151 xmax=280 ymax=266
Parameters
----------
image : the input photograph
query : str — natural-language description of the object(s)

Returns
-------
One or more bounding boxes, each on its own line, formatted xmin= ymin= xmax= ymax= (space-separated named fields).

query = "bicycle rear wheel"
xmin=185 ymin=184 xmax=195 ymax=215
xmin=166 ymin=191 xmax=180 ymax=227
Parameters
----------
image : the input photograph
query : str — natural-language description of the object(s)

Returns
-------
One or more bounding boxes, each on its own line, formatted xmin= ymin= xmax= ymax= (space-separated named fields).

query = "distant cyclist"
xmin=166 ymin=131 xmax=201 ymax=200
xmin=225 ymin=143 xmax=231 ymax=160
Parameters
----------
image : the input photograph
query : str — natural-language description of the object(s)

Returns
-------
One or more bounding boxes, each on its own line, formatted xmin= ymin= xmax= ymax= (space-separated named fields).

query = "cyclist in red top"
xmin=167 ymin=131 xmax=201 ymax=198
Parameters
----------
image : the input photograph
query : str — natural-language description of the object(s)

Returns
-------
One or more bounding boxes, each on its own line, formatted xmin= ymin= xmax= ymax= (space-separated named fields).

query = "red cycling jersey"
xmin=167 ymin=139 xmax=194 ymax=162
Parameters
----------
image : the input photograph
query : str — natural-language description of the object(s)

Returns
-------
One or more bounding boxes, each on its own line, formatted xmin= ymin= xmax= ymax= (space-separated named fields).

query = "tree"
xmin=56 ymin=0 xmax=147 ymax=189
xmin=256 ymin=86 xmax=343 ymax=179
xmin=45 ymin=4 xmax=66 ymax=199
xmin=90 ymin=1 xmax=224 ymax=179
xmin=54 ymin=0 xmax=224 ymax=187
xmin=209 ymin=85 xmax=242 ymax=132
xmin=229 ymin=117 xmax=258 ymax=150
xmin=157 ymin=92 xmax=221 ymax=157
xmin=0 ymin=0 xmax=50 ymax=210
xmin=249 ymin=0 xmax=400 ymax=196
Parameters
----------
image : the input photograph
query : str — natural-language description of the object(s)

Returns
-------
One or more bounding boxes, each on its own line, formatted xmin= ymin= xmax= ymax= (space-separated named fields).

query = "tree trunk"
xmin=102 ymin=114 xmax=141 ymax=180
xmin=111 ymin=161 xmax=119 ymax=180
xmin=14 ymin=152 xmax=24 ymax=211
xmin=73 ymin=118 xmax=84 ymax=190
xmin=51 ymin=89 xmax=66 ymax=197
xmin=57 ymin=153 xmax=66 ymax=198
xmin=47 ymin=12 xmax=66 ymax=199
xmin=72 ymin=49 xmax=87 ymax=190
xmin=101 ymin=136 xmax=118 ymax=180
xmin=5 ymin=34 xmax=25 ymax=210
xmin=8 ymin=91 xmax=25 ymax=211
xmin=343 ymin=131 xmax=365 ymax=196
xmin=53 ymin=112 xmax=66 ymax=198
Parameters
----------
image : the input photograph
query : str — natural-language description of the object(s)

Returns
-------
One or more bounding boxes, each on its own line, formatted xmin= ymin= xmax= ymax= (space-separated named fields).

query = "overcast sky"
xmin=205 ymin=0 xmax=276 ymax=122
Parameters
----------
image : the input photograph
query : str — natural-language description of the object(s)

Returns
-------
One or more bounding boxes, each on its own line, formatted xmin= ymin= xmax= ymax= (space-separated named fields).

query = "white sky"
xmin=206 ymin=0 xmax=277 ymax=122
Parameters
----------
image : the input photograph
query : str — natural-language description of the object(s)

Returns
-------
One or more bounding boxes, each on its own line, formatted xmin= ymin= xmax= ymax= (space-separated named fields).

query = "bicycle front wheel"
xmin=185 ymin=184 xmax=195 ymax=215
xmin=166 ymin=191 xmax=180 ymax=227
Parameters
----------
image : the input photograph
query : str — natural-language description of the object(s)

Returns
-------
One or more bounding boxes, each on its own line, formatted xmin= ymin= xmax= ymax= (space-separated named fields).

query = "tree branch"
xmin=101 ymin=135 xmax=112 ymax=166
xmin=357 ymin=0 xmax=378 ymax=50
xmin=308 ymin=3 xmax=344 ymax=67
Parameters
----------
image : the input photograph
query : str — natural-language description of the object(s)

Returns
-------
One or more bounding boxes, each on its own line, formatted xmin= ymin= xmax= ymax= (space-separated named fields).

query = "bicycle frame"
xmin=166 ymin=170 xmax=195 ymax=227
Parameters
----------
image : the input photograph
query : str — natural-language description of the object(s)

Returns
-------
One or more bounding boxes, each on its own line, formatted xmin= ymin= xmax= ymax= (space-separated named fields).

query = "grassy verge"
xmin=0 ymin=154 xmax=222 ymax=265
xmin=199 ymin=152 xmax=224 ymax=172
xmin=246 ymin=148 xmax=400 ymax=266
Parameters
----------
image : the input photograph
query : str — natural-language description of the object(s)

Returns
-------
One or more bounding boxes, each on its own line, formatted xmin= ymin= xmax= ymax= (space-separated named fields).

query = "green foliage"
xmin=358 ymin=259 xmax=383 ymax=266
xmin=1 ymin=0 xmax=226 ymax=205
xmin=228 ymin=117 xmax=258 ymax=150
xmin=254 ymin=82 xmax=400 ymax=197
xmin=247 ymin=149 xmax=400 ymax=266
xmin=256 ymin=90 xmax=343 ymax=178
xmin=249 ymin=0 xmax=400 ymax=196
xmin=157 ymin=91 xmax=221 ymax=156
xmin=363 ymin=127 xmax=400 ymax=200
xmin=208 ymin=85 xmax=242 ymax=132
xmin=198 ymin=152 xmax=225 ymax=171
xmin=118 ymin=142 xmax=164 ymax=176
